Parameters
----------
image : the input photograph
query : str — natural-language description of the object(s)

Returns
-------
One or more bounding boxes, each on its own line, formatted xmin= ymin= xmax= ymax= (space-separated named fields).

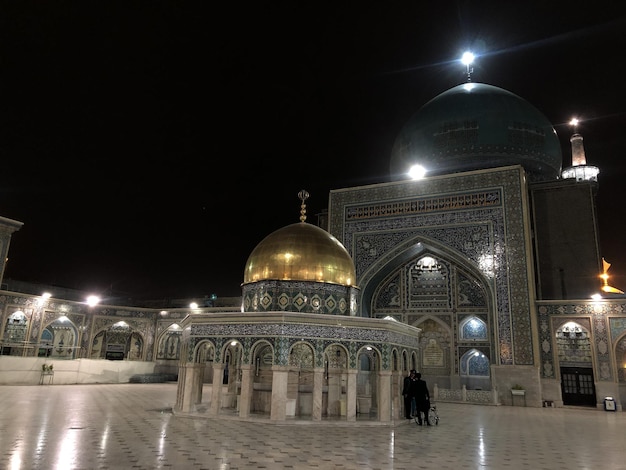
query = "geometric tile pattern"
xmin=242 ymin=280 xmax=358 ymax=315
xmin=189 ymin=319 xmax=421 ymax=369
xmin=538 ymin=301 xmax=626 ymax=381
xmin=329 ymin=166 xmax=534 ymax=366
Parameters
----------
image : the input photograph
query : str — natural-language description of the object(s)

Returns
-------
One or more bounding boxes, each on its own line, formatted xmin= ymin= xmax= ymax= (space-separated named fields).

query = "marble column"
xmin=192 ymin=363 xmax=204 ymax=405
xmin=175 ymin=363 xmax=201 ymax=413
xmin=239 ymin=364 xmax=254 ymax=418
xmin=392 ymin=371 xmax=402 ymax=420
xmin=312 ymin=367 xmax=324 ymax=421
xmin=346 ymin=369 xmax=358 ymax=422
xmin=210 ymin=364 xmax=224 ymax=416
xmin=378 ymin=370 xmax=392 ymax=422
xmin=270 ymin=365 xmax=289 ymax=421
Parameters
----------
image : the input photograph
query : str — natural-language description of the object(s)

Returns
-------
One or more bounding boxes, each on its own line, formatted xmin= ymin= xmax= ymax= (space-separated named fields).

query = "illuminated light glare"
xmin=461 ymin=51 xmax=475 ymax=66
xmin=189 ymin=302 xmax=198 ymax=309
xmin=591 ymin=293 xmax=602 ymax=300
xmin=9 ymin=451 xmax=22 ymax=470
xmin=600 ymin=258 xmax=624 ymax=293
xmin=461 ymin=51 xmax=475 ymax=82
xmin=463 ymin=82 xmax=476 ymax=92
xmin=38 ymin=292 xmax=52 ymax=305
xmin=231 ymin=341 xmax=237 ymax=346
xmin=478 ymin=428 xmax=486 ymax=466
xmin=86 ymin=295 xmax=100 ymax=307
xmin=100 ymin=423 xmax=110 ymax=456
xmin=160 ymin=310 xmax=168 ymax=316
xmin=408 ymin=164 xmax=426 ymax=180
xmin=478 ymin=253 xmax=496 ymax=278
xmin=55 ymin=426 xmax=81 ymax=469
xmin=569 ymin=118 xmax=579 ymax=127
xmin=159 ymin=414 xmax=170 ymax=456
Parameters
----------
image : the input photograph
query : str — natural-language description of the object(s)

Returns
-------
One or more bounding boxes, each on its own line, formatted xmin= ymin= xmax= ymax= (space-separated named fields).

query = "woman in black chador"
xmin=413 ymin=372 xmax=431 ymax=425
xmin=402 ymin=370 xmax=417 ymax=419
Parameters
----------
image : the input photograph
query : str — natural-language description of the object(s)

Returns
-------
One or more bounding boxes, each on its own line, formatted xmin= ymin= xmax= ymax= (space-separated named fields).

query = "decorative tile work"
xmin=188 ymin=320 xmax=420 ymax=369
xmin=344 ymin=190 xmax=501 ymax=221
xmin=242 ymin=280 xmax=358 ymax=315
xmin=538 ymin=302 xmax=626 ymax=381
xmin=329 ymin=167 xmax=533 ymax=366
xmin=609 ymin=317 xmax=626 ymax=340
xmin=0 ymin=293 xmax=162 ymax=360
xmin=592 ymin=315 xmax=612 ymax=380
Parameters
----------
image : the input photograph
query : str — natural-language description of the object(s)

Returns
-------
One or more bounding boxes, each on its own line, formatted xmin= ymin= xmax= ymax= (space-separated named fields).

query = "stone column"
xmin=239 ymin=364 xmax=254 ymax=418
xmin=312 ymin=367 xmax=324 ymax=421
xmin=392 ymin=371 xmax=402 ymax=420
xmin=193 ymin=364 xmax=204 ymax=406
xmin=210 ymin=364 xmax=224 ymax=416
xmin=270 ymin=365 xmax=289 ymax=421
xmin=346 ymin=369 xmax=358 ymax=422
xmin=176 ymin=363 xmax=201 ymax=413
xmin=378 ymin=370 xmax=392 ymax=422
xmin=327 ymin=371 xmax=342 ymax=417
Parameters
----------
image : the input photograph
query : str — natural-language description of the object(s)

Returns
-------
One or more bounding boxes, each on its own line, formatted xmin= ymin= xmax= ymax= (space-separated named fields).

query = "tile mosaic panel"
xmin=329 ymin=167 xmax=533 ymax=366
xmin=242 ymin=281 xmax=356 ymax=315
xmin=538 ymin=302 xmax=626 ymax=381
xmin=188 ymin=320 xmax=420 ymax=369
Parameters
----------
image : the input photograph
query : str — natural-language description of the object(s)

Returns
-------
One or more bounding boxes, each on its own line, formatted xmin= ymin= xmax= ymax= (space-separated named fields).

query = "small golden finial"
xmin=298 ymin=189 xmax=310 ymax=222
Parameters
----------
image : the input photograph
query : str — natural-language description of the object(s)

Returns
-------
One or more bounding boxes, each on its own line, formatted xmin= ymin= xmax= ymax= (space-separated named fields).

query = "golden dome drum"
xmin=243 ymin=222 xmax=357 ymax=287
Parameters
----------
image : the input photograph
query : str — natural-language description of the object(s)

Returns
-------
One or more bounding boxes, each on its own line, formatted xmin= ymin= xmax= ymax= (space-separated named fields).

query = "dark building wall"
xmin=530 ymin=180 xmax=601 ymax=300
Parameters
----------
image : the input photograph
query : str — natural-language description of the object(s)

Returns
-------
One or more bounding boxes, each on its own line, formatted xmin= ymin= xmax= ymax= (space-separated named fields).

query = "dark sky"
xmin=2 ymin=2 xmax=626 ymax=301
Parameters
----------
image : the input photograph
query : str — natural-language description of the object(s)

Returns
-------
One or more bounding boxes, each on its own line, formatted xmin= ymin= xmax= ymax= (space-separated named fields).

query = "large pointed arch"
xmin=358 ymin=235 xmax=495 ymax=318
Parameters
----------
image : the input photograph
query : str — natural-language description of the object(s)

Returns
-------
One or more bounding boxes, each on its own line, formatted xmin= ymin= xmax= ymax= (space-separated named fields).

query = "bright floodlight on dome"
xmin=461 ymin=51 xmax=475 ymax=81
xmin=408 ymin=164 xmax=426 ymax=180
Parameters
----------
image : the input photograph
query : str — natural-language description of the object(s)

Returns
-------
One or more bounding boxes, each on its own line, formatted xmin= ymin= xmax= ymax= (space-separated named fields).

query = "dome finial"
xmin=461 ymin=51 xmax=475 ymax=82
xmin=298 ymin=189 xmax=310 ymax=222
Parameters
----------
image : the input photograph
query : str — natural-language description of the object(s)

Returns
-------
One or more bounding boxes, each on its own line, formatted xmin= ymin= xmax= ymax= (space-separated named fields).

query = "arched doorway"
xmin=251 ymin=341 xmax=274 ymax=415
xmin=41 ymin=315 xmax=79 ymax=359
xmin=90 ymin=321 xmax=144 ymax=361
xmin=357 ymin=346 xmax=378 ymax=417
xmin=556 ymin=321 xmax=596 ymax=407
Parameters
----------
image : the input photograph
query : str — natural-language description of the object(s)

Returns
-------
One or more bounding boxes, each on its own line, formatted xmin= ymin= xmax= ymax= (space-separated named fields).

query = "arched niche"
xmin=90 ymin=321 xmax=145 ymax=361
xmin=41 ymin=315 xmax=78 ymax=359
xmin=459 ymin=316 xmax=488 ymax=341
xmin=2 ymin=310 xmax=29 ymax=355
xmin=460 ymin=347 xmax=491 ymax=390
xmin=156 ymin=323 xmax=183 ymax=360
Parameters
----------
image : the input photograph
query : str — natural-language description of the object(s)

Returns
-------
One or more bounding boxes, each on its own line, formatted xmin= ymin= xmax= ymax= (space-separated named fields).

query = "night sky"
xmin=2 ymin=3 xmax=626 ymax=302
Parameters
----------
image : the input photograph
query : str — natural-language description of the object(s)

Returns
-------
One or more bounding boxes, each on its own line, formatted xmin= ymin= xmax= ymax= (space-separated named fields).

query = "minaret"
xmin=561 ymin=118 xmax=599 ymax=182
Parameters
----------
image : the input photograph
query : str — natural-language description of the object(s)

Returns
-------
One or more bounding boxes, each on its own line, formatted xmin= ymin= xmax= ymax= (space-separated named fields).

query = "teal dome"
xmin=390 ymin=82 xmax=562 ymax=182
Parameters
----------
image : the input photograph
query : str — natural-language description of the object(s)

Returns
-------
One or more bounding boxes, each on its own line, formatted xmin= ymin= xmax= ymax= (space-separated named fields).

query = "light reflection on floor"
xmin=0 ymin=383 xmax=625 ymax=469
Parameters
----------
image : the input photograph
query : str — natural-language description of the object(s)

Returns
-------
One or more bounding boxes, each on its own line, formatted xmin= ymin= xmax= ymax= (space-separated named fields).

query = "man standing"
xmin=414 ymin=372 xmax=431 ymax=425
xmin=402 ymin=369 xmax=416 ymax=419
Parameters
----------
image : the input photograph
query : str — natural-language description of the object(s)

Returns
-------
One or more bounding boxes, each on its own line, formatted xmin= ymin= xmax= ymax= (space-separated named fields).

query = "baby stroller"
xmin=414 ymin=400 xmax=439 ymax=426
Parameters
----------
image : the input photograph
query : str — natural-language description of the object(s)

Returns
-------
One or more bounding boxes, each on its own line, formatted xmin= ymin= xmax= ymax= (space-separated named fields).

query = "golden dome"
xmin=243 ymin=222 xmax=357 ymax=287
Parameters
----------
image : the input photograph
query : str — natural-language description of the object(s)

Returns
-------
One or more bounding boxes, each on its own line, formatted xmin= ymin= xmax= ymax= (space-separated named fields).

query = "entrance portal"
xmin=560 ymin=367 xmax=596 ymax=407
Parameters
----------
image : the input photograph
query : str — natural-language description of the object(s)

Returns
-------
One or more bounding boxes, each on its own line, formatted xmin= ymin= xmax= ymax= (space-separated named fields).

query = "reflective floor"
xmin=0 ymin=382 xmax=624 ymax=469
